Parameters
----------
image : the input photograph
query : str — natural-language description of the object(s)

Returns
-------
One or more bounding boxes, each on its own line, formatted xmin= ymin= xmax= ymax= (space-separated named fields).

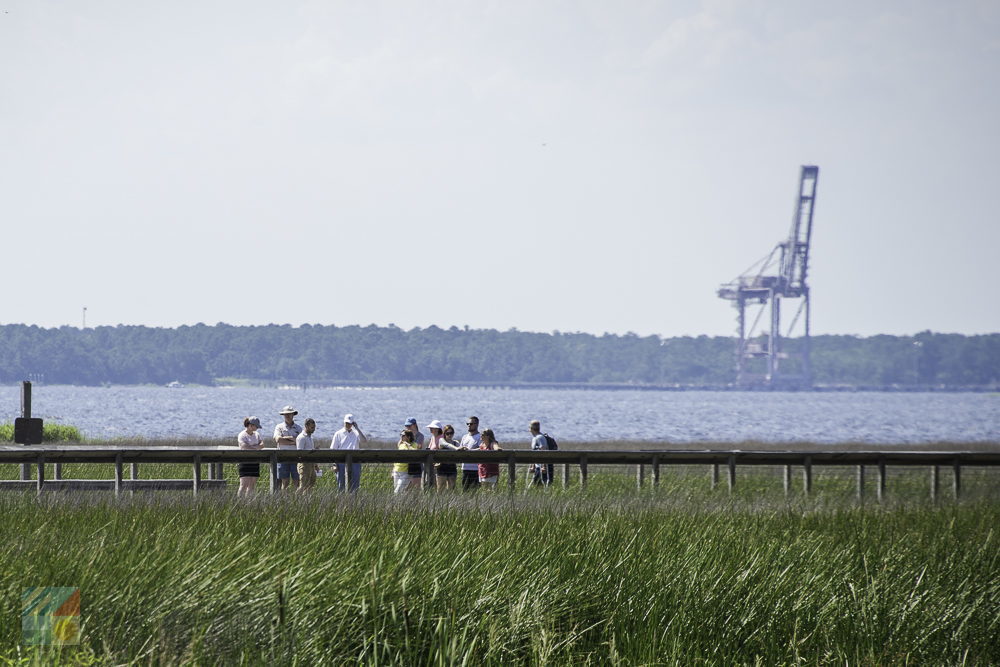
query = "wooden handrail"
xmin=0 ymin=446 xmax=997 ymax=467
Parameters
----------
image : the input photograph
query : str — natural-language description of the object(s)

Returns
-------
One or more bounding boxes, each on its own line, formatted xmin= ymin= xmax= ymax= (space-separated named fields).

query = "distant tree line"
xmin=0 ymin=324 xmax=997 ymax=387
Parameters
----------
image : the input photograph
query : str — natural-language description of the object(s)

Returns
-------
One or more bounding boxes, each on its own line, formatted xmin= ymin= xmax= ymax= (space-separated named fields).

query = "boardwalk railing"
xmin=1 ymin=446 xmax=998 ymax=500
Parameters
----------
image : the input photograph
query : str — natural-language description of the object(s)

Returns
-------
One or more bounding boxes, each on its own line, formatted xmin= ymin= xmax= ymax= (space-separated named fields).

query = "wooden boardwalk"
xmin=1 ymin=446 xmax=998 ymax=499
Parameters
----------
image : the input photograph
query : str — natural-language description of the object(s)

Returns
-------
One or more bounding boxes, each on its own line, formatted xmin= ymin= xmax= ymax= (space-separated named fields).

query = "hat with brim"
xmin=426 ymin=419 xmax=443 ymax=430
xmin=279 ymin=406 xmax=298 ymax=416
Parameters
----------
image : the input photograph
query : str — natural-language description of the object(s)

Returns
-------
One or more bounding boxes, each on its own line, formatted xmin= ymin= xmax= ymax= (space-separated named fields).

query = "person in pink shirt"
xmin=477 ymin=428 xmax=503 ymax=489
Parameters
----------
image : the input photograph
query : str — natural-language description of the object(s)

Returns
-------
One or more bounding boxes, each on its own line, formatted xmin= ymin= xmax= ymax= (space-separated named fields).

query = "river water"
xmin=2 ymin=385 xmax=997 ymax=445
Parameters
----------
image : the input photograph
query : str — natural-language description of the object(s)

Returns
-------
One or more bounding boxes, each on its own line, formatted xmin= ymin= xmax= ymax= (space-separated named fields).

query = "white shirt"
xmin=331 ymin=427 xmax=361 ymax=450
xmin=238 ymin=430 xmax=263 ymax=449
xmin=460 ymin=432 xmax=481 ymax=471
xmin=296 ymin=432 xmax=315 ymax=450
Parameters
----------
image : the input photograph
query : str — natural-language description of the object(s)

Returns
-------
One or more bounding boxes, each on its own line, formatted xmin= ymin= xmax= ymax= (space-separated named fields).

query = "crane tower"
xmin=717 ymin=166 xmax=819 ymax=388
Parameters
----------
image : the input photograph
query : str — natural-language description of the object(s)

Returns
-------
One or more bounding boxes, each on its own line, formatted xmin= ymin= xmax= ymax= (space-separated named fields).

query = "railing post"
xmin=930 ymin=465 xmax=939 ymax=502
xmin=783 ymin=465 xmax=791 ymax=495
xmin=652 ymin=455 xmax=660 ymax=488
xmin=345 ymin=452 xmax=354 ymax=492
xmin=562 ymin=463 xmax=569 ymax=489
xmin=193 ymin=454 xmax=201 ymax=497
xmin=636 ymin=463 xmax=645 ymax=490
xmin=54 ymin=463 xmax=62 ymax=480
xmin=711 ymin=464 xmax=719 ymax=490
xmin=269 ymin=452 xmax=278 ymax=494
xmin=425 ymin=451 xmax=435 ymax=489
xmin=507 ymin=453 xmax=516 ymax=491
xmin=877 ymin=458 xmax=886 ymax=502
xmin=579 ymin=454 xmax=588 ymax=490
xmin=857 ymin=465 xmax=865 ymax=502
xmin=114 ymin=453 xmax=123 ymax=498
xmin=727 ymin=455 xmax=736 ymax=493
xmin=803 ymin=456 xmax=812 ymax=497
xmin=953 ymin=459 xmax=961 ymax=499
xmin=36 ymin=455 xmax=45 ymax=495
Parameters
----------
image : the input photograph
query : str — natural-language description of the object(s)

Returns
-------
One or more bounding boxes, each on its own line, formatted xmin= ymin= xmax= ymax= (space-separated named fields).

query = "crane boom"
xmin=779 ymin=166 xmax=819 ymax=295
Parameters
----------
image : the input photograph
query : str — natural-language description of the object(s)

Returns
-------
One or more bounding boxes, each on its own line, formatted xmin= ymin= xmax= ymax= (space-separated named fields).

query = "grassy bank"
xmin=1 ymin=490 xmax=998 ymax=665
xmin=0 ymin=423 xmax=83 ymax=443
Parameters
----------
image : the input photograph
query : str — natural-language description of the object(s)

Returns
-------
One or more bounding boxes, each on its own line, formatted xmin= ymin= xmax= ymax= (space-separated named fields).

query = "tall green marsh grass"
xmin=1 ymin=488 xmax=997 ymax=665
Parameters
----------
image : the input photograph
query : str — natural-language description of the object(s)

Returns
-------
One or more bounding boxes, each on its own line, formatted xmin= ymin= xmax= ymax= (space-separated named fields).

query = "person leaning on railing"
xmin=429 ymin=421 xmax=460 ymax=491
xmin=477 ymin=428 xmax=503 ymax=489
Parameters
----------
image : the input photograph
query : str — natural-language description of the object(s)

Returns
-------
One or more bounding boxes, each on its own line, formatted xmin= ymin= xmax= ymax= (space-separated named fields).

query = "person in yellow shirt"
xmin=392 ymin=429 xmax=422 ymax=493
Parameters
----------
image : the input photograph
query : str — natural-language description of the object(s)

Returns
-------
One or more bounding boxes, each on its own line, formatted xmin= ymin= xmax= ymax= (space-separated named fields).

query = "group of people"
xmin=235 ymin=407 xmax=557 ymax=497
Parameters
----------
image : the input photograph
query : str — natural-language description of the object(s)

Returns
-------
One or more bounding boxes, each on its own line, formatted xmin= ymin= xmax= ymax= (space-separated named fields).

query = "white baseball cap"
xmin=343 ymin=413 xmax=356 ymax=424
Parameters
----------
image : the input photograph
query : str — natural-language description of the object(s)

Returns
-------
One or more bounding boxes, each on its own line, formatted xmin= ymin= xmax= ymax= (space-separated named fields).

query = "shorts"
xmin=393 ymin=471 xmax=417 ymax=494
xmin=277 ymin=462 xmax=300 ymax=481
xmin=480 ymin=476 xmax=499 ymax=485
xmin=436 ymin=462 xmax=457 ymax=476
xmin=238 ymin=462 xmax=260 ymax=478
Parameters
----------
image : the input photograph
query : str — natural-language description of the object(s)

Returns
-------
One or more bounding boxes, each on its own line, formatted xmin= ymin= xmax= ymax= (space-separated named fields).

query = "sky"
xmin=1 ymin=0 xmax=998 ymax=338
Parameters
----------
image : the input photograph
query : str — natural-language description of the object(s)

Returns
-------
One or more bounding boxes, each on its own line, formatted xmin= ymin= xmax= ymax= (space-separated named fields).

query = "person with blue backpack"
xmin=528 ymin=420 xmax=557 ymax=487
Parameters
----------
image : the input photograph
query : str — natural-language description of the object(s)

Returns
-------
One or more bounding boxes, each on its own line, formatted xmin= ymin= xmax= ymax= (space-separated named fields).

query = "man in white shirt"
xmin=459 ymin=415 xmax=481 ymax=491
xmin=331 ymin=413 xmax=367 ymax=492
xmin=295 ymin=418 xmax=318 ymax=492
xmin=274 ymin=406 xmax=303 ymax=490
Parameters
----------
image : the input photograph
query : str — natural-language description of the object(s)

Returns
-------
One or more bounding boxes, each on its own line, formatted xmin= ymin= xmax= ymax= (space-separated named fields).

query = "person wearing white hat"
xmin=274 ymin=406 xmax=303 ymax=491
xmin=331 ymin=413 xmax=367 ymax=492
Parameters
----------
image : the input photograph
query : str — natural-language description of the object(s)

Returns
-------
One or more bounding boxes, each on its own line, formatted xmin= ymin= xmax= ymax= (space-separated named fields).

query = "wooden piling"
xmin=727 ymin=455 xmax=736 ymax=493
xmin=193 ymin=454 xmax=201 ymax=497
xmin=579 ymin=454 xmax=588 ymax=490
xmin=877 ymin=458 xmax=886 ymax=502
xmin=711 ymin=464 xmax=719 ymax=490
xmin=930 ymin=465 xmax=939 ymax=502
xmin=507 ymin=453 xmax=516 ymax=491
xmin=803 ymin=456 xmax=812 ymax=496
xmin=652 ymin=455 xmax=660 ymax=488
xmin=636 ymin=463 xmax=645 ymax=490
xmin=857 ymin=465 xmax=865 ymax=501
xmin=562 ymin=463 xmax=570 ymax=488
xmin=953 ymin=459 xmax=961 ymax=499
xmin=36 ymin=455 xmax=44 ymax=495
xmin=269 ymin=452 xmax=278 ymax=494
xmin=783 ymin=465 xmax=791 ymax=495
xmin=114 ymin=453 xmax=123 ymax=498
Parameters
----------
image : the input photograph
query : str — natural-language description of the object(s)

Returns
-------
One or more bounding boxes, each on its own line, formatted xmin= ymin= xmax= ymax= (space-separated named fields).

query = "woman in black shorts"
xmin=432 ymin=423 xmax=461 ymax=490
xmin=237 ymin=416 xmax=265 ymax=498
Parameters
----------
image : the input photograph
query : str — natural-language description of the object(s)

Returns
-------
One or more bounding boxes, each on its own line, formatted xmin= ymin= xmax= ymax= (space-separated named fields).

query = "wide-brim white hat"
xmin=426 ymin=419 xmax=443 ymax=430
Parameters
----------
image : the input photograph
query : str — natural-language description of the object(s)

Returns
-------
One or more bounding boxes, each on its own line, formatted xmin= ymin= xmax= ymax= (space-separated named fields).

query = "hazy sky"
xmin=2 ymin=1 xmax=998 ymax=337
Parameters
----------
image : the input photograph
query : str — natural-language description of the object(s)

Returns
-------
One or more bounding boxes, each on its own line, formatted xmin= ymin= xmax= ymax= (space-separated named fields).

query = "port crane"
xmin=717 ymin=165 xmax=818 ymax=388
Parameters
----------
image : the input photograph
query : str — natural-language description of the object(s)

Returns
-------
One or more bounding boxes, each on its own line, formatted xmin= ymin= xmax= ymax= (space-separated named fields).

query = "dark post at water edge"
xmin=20 ymin=381 xmax=31 ymax=481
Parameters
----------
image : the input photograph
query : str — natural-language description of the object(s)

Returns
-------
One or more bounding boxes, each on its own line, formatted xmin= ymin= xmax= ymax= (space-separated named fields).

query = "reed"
xmin=1 ymin=488 xmax=997 ymax=664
